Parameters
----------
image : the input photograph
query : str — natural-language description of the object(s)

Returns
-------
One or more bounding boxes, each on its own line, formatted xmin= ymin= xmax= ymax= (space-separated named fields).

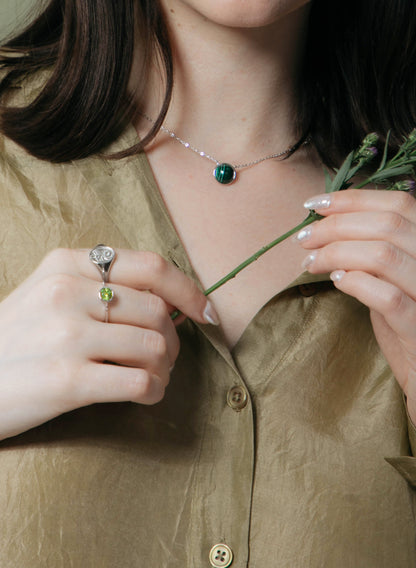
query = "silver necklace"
xmin=143 ymin=114 xmax=307 ymax=185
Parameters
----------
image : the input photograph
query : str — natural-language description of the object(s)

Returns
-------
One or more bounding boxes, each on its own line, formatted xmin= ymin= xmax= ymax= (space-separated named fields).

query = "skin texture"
xmin=295 ymin=189 xmax=416 ymax=423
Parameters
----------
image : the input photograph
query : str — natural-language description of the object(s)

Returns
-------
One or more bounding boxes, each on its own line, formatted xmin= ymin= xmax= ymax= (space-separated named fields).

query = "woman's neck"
xmin=141 ymin=2 xmax=310 ymax=161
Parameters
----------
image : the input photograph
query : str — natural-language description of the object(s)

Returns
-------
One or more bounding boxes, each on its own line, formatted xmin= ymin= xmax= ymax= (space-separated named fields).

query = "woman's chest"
xmin=147 ymin=154 xmax=325 ymax=347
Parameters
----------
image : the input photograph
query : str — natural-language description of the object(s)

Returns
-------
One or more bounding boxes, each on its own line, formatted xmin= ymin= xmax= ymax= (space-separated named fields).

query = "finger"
xmin=304 ymin=189 xmax=416 ymax=223
xmin=302 ymin=241 xmax=416 ymax=301
xmin=83 ymin=282 xmax=180 ymax=363
xmin=329 ymin=269 xmax=416 ymax=346
xmin=21 ymin=272 xmax=180 ymax=365
xmin=295 ymin=211 xmax=416 ymax=259
xmin=38 ymin=249 xmax=220 ymax=326
xmin=78 ymin=363 xmax=166 ymax=406
xmin=86 ymin=321 xmax=171 ymax=386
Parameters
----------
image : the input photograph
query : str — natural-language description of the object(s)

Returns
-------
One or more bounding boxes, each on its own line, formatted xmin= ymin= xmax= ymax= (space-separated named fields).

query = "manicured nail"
xmin=301 ymin=252 xmax=316 ymax=270
xmin=304 ymin=194 xmax=331 ymax=210
xmin=330 ymin=270 xmax=346 ymax=282
xmin=293 ymin=226 xmax=312 ymax=242
xmin=204 ymin=300 xmax=220 ymax=325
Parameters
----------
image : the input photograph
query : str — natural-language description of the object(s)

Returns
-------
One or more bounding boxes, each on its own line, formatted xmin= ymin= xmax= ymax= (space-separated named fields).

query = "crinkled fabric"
xmin=0 ymin=99 xmax=415 ymax=567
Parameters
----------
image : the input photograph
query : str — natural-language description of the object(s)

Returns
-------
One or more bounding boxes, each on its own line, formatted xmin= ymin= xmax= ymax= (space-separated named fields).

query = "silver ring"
xmin=99 ymin=286 xmax=114 ymax=323
xmin=89 ymin=244 xmax=116 ymax=283
xmin=89 ymin=245 xmax=116 ymax=322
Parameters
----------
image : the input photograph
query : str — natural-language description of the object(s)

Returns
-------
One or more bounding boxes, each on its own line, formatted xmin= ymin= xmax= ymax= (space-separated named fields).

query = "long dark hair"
xmin=1 ymin=0 xmax=416 ymax=167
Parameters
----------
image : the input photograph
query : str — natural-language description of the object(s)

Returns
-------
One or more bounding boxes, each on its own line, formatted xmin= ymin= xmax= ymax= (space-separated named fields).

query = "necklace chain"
xmin=142 ymin=113 xmax=309 ymax=185
xmin=157 ymin=122 xmax=299 ymax=169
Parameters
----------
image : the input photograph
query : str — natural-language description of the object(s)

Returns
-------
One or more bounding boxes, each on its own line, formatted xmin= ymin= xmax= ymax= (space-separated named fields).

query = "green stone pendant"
xmin=100 ymin=287 xmax=114 ymax=302
xmin=213 ymin=163 xmax=237 ymax=185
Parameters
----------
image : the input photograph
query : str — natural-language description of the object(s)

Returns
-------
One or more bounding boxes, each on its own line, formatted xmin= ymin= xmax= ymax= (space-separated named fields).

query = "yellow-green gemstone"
xmin=100 ymin=287 xmax=114 ymax=302
xmin=213 ymin=163 xmax=236 ymax=185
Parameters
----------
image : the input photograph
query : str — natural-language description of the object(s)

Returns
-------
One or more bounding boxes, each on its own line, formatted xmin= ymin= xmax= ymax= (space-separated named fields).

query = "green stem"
xmin=204 ymin=210 xmax=321 ymax=295
xmin=171 ymin=210 xmax=322 ymax=320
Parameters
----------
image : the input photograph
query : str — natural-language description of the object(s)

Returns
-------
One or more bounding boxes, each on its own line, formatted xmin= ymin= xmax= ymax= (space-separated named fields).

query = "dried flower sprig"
xmin=352 ymin=130 xmax=416 ymax=191
xmin=171 ymin=130 xmax=416 ymax=319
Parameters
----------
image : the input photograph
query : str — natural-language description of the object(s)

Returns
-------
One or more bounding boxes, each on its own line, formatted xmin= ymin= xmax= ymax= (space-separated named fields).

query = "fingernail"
xmin=293 ymin=226 xmax=312 ymax=242
xmin=169 ymin=364 xmax=175 ymax=373
xmin=203 ymin=300 xmax=220 ymax=325
xmin=304 ymin=194 xmax=331 ymax=210
xmin=301 ymin=252 xmax=316 ymax=270
xmin=330 ymin=270 xmax=346 ymax=282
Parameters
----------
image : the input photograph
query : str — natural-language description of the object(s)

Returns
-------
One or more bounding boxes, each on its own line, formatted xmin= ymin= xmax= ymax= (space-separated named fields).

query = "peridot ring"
xmin=89 ymin=244 xmax=116 ymax=322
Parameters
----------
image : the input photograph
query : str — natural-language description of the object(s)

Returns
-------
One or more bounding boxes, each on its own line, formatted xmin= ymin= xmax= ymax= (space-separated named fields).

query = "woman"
xmin=0 ymin=0 xmax=416 ymax=566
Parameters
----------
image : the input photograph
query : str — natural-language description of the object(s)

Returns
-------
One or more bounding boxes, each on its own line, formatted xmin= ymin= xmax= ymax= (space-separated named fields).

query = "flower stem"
xmin=203 ymin=210 xmax=321 ymax=296
xmin=171 ymin=210 xmax=321 ymax=320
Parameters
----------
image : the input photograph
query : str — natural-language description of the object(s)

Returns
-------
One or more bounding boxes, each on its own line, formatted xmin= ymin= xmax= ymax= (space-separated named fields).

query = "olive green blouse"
xmin=0 ymin=114 xmax=415 ymax=567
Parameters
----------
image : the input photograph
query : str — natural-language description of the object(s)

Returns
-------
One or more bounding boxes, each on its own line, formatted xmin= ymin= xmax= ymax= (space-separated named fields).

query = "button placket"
xmin=182 ymin=327 xmax=253 ymax=567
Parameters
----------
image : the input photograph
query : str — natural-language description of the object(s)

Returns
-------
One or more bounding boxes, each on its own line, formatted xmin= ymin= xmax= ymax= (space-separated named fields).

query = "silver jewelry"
xmin=89 ymin=244 xmax=115 ymax=283
xmin=143 ymin=114 xmax=308 ymax=185
xmin=89 ymin=244 xmax=116 ymax=323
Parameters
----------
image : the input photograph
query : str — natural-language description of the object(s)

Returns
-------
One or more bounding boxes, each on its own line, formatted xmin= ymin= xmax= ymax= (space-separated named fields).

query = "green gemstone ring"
xmin=99 ymin=287 xmax=114 ymax=303
xmin=99 ymin=286 xmax=114 ymax=323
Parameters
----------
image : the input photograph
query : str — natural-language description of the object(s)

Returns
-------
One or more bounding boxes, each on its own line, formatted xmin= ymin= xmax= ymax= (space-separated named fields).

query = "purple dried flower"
xmin=406 ymin=179 xmax=416 ymax=193
xmin=354 ymin=145 xmax=378 ymax=164
xmin=388 ymin=179 xmax=416 ymax=192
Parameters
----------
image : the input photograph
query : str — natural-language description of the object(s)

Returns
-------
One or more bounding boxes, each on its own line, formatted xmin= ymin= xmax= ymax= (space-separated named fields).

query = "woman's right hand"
xmin=0 ymin=248 xmax=218 ymax=441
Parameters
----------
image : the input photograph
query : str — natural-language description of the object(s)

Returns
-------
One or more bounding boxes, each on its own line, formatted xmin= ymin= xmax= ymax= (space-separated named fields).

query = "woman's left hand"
xmin=295 ymin=189 xmax=416 ymax=423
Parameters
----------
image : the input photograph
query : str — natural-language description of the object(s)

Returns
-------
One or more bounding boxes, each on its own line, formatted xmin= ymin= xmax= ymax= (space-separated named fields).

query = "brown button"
xmin=227 ymin=386 xmax=248 ymax=411
xmin=209 ymin=543 xmax=233 ymax=567
xmin=298 ymin=283 xmax=317 ymax=297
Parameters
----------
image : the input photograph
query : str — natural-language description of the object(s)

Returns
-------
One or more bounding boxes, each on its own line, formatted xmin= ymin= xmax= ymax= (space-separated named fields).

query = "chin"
xmin=174 ymin=0 xmax=311 ymax=28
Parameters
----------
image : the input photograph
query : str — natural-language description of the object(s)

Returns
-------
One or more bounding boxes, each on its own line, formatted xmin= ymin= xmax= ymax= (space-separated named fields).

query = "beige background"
xmin=0 ymin=0 xmax=38 ymax=41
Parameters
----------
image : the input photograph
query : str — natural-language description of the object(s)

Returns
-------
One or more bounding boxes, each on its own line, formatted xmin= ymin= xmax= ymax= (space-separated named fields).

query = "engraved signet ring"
xmin=89 ymin=244 xmax=116 ymax=283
